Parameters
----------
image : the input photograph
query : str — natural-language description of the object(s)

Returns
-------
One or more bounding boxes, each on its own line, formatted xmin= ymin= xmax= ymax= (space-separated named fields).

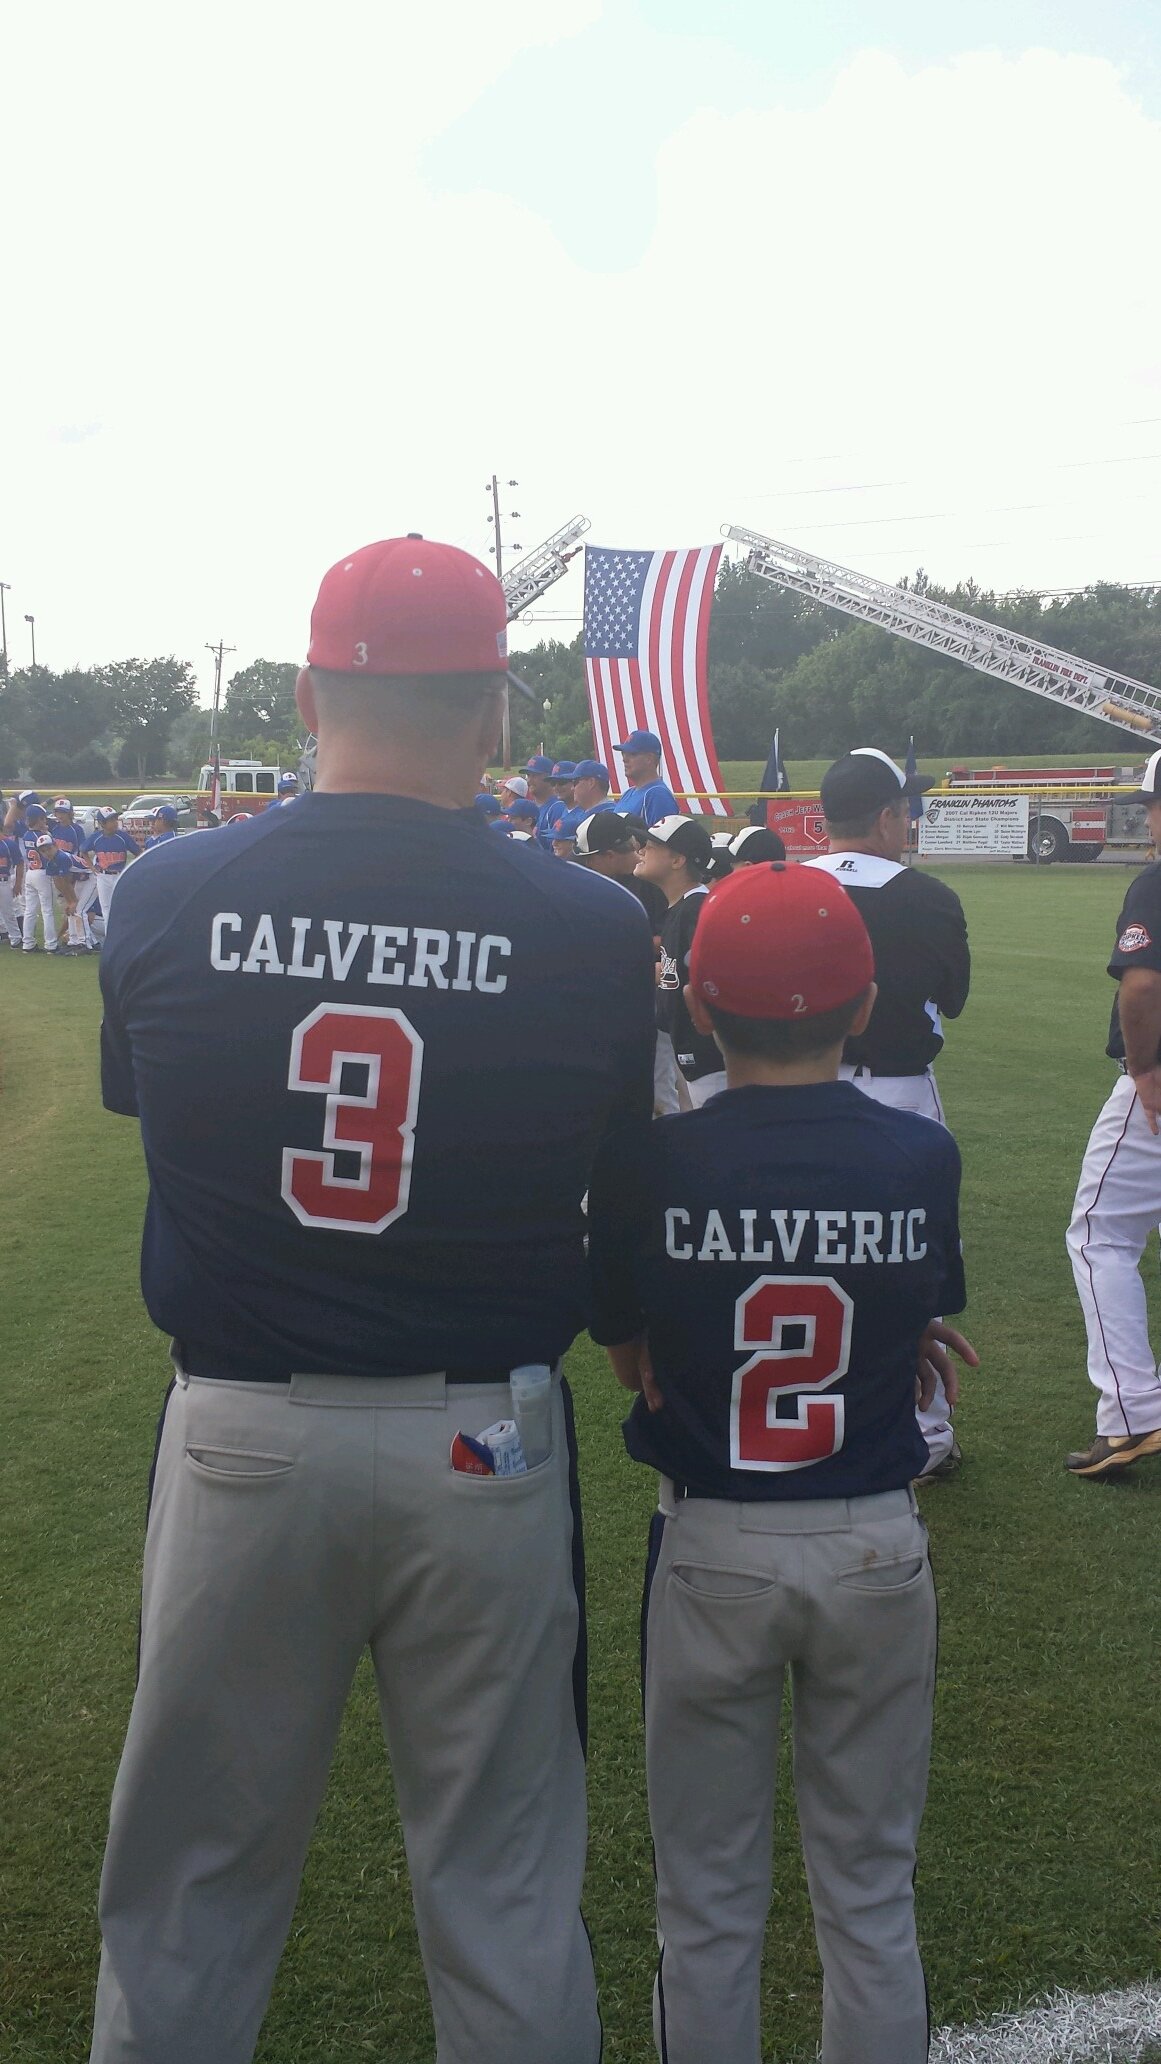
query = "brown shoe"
xmin=1064 ymin=1428 xmax=1161 ymax=1478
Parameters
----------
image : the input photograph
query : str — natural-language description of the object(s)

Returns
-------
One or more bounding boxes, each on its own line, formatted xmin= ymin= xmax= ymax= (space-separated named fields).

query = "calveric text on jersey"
xmin=665 ymin=1205 xmax=928 ymax=1265
xmin=210 ymin=914 xmax=512 ymax=993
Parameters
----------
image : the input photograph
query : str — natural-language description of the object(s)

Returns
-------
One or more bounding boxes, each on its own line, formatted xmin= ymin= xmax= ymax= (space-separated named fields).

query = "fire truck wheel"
xmin=1028 ymin=815 xmax=1069 ymax=863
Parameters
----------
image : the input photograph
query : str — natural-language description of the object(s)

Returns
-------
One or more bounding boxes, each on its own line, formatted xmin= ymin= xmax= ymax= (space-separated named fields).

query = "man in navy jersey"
xmin=90 ymin=533 xmax=654 ymax=2064
xmin=588 ymin=863 xmax=975 ymax=2064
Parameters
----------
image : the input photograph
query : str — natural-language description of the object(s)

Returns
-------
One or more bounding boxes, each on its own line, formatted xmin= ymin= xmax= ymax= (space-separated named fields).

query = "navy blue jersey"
xmin=615 ymin=777 xmax=679 ymax=827
xmin=144 ymin=829 xmax=179 ymax=848
xmin=100 ymin=793 xmax=655 ymax=1382
xmin=1106 ymin=858 xmax=1161 ymax=1062
xmin=0 ymin=836 xmax=21 ymax=880
xmin=588 ymin=1081 xmax=965 ymax=1500
xmin=51 ymin=821 xmax=86 ymax=857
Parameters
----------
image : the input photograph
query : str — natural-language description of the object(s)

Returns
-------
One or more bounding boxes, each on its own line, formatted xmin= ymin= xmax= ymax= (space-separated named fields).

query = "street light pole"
xmin=0 ymin=583 xmax=10 ymax=683
xmin=24 ymin=614 xmax=36 ymax=669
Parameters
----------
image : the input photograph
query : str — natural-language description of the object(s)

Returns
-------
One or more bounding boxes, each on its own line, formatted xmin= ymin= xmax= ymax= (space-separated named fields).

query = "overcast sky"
xmin=5 ymin=0 xmax=1161 ymax=700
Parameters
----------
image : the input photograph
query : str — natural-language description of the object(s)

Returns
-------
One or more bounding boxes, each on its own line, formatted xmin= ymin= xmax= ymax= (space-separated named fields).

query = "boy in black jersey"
xmin=589 ymin=864 xmax=976 ymax=2064
xmin=634 ymin=814 xmax=724 ymax=1110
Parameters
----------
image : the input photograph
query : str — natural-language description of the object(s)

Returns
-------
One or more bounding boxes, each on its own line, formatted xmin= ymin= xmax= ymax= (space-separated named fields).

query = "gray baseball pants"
xmin=90 ymin=1366 xmax=599 ymax=2064
xmin=643 ymin=1481 xmax=936 ymax=2064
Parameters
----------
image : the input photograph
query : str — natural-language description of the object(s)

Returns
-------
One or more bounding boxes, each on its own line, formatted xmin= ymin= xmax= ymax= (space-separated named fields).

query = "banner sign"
xmin=918 ymin=793 xmax=1029 ymax=856
xmin=765 ymin=798 xmax=829 ymax=854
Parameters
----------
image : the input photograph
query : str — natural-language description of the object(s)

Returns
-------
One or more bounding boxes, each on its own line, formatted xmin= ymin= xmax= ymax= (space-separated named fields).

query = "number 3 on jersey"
xmin=282 ymin=1004 xmax=423 ymax=1234
xmin=731 ymin=1275 xmax=852 ymax=1472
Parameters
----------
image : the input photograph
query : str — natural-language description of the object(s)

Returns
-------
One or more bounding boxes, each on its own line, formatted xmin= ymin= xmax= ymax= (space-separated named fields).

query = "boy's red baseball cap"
xmin=308 ymin=534 xmax=534 ymax=697
xmin=688 ymin=862 xmax=874 ymax=1020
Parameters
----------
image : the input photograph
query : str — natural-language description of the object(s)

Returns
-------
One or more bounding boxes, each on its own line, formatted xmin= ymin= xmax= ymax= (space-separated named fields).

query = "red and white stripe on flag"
xmin=582 ymin=544 xmax=728 ymax=816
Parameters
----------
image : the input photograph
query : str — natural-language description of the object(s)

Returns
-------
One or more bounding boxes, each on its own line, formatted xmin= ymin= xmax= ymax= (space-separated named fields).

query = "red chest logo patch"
xmin=1118 ymin=924 xmax=1152 ymax=953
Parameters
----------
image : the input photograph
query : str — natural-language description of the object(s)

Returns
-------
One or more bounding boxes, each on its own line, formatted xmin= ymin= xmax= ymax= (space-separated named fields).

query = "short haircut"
xmin=704 ymin=987 xmax=871 ymax=1060
xmin=309 ymin=667 xmax=506 ymax=744
xmin=824 ymin=797 xmax=908 ymax=840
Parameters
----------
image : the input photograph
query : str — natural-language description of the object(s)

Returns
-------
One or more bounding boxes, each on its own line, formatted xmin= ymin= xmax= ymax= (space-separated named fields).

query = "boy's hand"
xmin=916 ymin=1320 xmax=978 ymax=1412
xmin=606 ymin=1336 xmax=664 ymax=1412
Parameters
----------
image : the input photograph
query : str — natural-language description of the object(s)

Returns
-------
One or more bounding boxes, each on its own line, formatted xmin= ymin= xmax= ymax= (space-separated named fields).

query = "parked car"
xmin=120 ymin=794 xmax=196 ymax=837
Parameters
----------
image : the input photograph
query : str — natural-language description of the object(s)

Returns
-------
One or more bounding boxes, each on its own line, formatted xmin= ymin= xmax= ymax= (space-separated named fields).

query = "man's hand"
xmin=605 ymin=1336 xmax=664 ymax=1412
xmin=1131 ymin=1065 xmax=1161 ymax=1137
xmin=916 ymin=1320 xmax=978 ymax=1412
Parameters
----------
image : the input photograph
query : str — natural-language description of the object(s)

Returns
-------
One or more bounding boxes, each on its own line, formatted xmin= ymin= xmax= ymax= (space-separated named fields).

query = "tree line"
xmin=3 ymin=573 xmax=1159 ymax=788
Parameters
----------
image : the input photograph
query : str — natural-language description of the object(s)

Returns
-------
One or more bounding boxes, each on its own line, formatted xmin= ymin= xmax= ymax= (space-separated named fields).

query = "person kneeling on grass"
xmin=587 ymin=862 xmax=978 ymax=2064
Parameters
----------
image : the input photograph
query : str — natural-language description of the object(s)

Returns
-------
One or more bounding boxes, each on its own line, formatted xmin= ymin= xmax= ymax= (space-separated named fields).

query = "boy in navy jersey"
xmin=588 ymin=864 xmax=976 ymax=2064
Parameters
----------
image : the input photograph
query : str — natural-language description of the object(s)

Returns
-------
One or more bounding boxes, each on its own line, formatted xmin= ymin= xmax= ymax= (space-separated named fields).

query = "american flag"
xmin=583 ymin=545 xmax=727 ymax=816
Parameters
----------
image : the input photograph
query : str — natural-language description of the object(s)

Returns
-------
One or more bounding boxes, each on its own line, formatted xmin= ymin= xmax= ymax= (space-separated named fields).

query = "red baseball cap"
xmin=308 ymin=534 xmax=534 ymax=698
xmin=688 ymin=862 xmax=874 ymax=1020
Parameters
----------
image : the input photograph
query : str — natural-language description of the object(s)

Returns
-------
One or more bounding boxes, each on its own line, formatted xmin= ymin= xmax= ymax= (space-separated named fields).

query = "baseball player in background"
xmin=635 ymin=816 xmax=725 ymax=1110
xmin=1065 ymin=749 xmax=1161 ymax=1478
xmin=143 ymin=805 xmax=180 ymax=848
xmin=90 ymin=533 xmax=655 ymax=2064
xmin=52 ymin=800 xmax=100 ymax=948
xmin=0 ymin=829 xmax=25 ymax=945
xmin=806 ymin=749 xmax=971 ymax=1479
xmin=85 ymin=809 xmax=141 ymax=927
xmin=262 ymin=772 xmax=301 ymax=810
xmin=613 ymin=729 xmax=680 ymax=826
xmin=19 ymin=806 xmax=62 ymax=952
xmin=571 ymin=811 xmax=668 ymax=937
xmin=588 ymin=863 xmax=976 ymax=2064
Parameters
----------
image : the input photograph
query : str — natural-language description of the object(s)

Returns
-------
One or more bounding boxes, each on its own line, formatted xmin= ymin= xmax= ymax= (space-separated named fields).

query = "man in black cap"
xmin=634 ymin=815 xmax=725 ymax=1111
xmin=805 ymin=748 xmax=970 ymax=1478
xmin=571 ymin=812 xmax=667 ymax=935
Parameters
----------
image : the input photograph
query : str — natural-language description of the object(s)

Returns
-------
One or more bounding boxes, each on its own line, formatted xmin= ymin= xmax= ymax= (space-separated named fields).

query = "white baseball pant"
xmin=1066 ymin=1072 xmax=1161 ymax=1437
xmin=644 ymin=1483 xmax=936 ymax=2064
xmin=95 ymin=871 xmax=122 ymax=925
xmin=68 ymin=874 xmax=100 ymax=945
xmin=0 ymin=880 xmax=21 ymax=943
xmin=654 ymin=1031 xmax=680 ymax=1116
xmin=839 ymin=1065 xmax=953 ymax=1468
xmin=22 ymin=870 xmax=59 ymax=951
xmin=90 ymin=1366 xmax=599 ymax=2064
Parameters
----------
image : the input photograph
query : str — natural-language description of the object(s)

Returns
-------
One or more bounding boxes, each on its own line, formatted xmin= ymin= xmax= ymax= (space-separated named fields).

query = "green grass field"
xmin=3 ymin=867 xmax=1161 ymax=2062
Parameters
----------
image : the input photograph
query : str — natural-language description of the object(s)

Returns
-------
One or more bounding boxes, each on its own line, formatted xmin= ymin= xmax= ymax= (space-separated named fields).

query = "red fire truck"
xmin=945 ymin=765 xmax=1150 ymax=862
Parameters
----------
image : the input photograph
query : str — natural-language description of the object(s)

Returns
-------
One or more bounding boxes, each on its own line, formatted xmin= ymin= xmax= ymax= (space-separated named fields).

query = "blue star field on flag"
xmin=583 ymin=550 xmax=652 ymax=657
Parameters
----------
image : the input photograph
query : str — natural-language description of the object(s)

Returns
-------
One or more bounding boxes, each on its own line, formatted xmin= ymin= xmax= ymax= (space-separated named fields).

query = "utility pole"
xmin=205 ymin=639 xmax=236 ymax=752
xmin=486 ymin=475 xmax=521 ymax=766
xmin=0 ymin=583 xmax=9 ymax=683
xmin=24 ymin=614 xmax=36 ymax=669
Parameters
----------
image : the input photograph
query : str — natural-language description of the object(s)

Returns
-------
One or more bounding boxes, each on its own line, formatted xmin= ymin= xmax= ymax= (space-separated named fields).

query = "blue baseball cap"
xmin=506 ymin=798 xmax=541 ymax=823
xmin=473 ymin=792 xmax=501 ymax=817
xmin=18 ymin=790 xmax=41 ymax=807
xmin=25 ymin=803 xmax=48 ymax=822
xmin=550 ymin=809 xmax=583 ymax=842
xmin=152 ymin=804 xmax=178 ymax=824
xmin=570 ymin=760 xmax=608 ymax=785
xmin=550 ymin=761 xmax=576 ymax=781
xmin=523 ymin=755 xmax=555 ymax=776
xmin=615 ymin=729 xmax=662 ymax=757
xmin=277 ymin=773 xmax=299 ymax=792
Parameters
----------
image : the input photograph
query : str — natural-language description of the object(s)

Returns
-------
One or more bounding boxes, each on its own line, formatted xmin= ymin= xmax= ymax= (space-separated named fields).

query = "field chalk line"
xmin=924 ymin=1985 xmax=1161 ymax=2063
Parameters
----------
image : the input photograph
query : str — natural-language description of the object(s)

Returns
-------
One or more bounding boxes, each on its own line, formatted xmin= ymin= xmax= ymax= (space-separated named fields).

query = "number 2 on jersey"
xmin=282 ymin=1004 xmax=423 ymax=1234
xmin=731 ymin=1275 xmax=852 ymax=1472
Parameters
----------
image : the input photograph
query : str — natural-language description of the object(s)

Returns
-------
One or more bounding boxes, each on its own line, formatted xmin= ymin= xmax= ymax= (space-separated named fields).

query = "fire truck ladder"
xmin=725 ymin=526 xmax=1161 ymax=746
xmin=501 ymin=515 xmax=590 ymax=620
